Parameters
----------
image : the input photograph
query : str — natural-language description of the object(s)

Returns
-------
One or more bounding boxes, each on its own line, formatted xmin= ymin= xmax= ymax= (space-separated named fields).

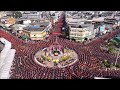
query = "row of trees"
xmin=101 ymin=38 xmax=120 ymax=67
xmin=109 ymin=39 xmax=120 ymax=65
xmin=103 ymin=60 xmax=120 ymax=68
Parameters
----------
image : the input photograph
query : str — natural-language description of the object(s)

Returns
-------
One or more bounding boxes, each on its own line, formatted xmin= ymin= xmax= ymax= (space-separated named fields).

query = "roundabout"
xmin=34 ymin=38 xmax=78 ymax=68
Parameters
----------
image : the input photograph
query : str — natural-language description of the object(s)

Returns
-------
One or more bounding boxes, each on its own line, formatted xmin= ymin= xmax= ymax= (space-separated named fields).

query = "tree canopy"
xmin=21 ymin=35 xmax=29 ymax=40
xmin=12 ymin=11 xmax=22 ymax=18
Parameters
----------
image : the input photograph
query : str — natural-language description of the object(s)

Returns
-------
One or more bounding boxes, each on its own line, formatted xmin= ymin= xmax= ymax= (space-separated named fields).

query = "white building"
xmin=69 ymin=24 xmax=95 ymax=42
xmin=0 ymin=38 xmax=16 ymax=79
xmin=22 ymin=11 xmax=42 ymax=19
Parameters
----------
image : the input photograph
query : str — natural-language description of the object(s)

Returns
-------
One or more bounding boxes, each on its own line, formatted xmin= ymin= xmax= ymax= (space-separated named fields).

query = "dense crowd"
xmin=0 ymin=12 xmax=120 ymax=79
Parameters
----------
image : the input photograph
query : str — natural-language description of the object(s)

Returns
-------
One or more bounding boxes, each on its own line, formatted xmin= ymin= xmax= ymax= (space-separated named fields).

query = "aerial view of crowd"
xmin=0 ymin=12 xmax=120 ymax=79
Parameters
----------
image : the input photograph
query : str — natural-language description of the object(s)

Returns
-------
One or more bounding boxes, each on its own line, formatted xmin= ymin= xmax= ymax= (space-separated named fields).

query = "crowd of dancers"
xmin=0 ymin=12 xmax=120 ymax=79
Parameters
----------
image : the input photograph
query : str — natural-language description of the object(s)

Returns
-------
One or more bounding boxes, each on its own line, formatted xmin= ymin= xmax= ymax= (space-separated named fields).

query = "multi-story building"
xmin=69 ymin=24 xmax=95 ymax=42
xmin=22 ymin=26 xmax=47 ymax=40
xmin=22 ymin=11 xmax=42 ymax=19
xmin=21 ymin=11 xmax=54 ymax=20
xmin=22 ymin=21 xmax=51 ymax=40
xmin=66 ymin=16 xmax=96 ymax=42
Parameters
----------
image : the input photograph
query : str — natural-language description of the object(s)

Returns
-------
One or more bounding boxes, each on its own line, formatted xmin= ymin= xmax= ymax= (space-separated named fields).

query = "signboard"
xmin=100 ymin=25 xmax=105 ymax=32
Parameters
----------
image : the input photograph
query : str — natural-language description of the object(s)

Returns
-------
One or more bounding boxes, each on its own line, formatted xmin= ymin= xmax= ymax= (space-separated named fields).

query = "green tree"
xmin=116 ymin=64 xmax=120 ymax=68
xmin=12 ymin=11 xmax=22 ymax=18
xmin=21 ymin=35 xmax=29 ymax=40
xmin=110 ymin=40 xmax=119 ymax=46
xmin=103 ymin=59 xmax=111 ymax=68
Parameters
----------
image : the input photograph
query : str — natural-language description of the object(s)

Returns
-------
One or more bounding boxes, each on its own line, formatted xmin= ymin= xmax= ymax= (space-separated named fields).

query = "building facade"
xmin=69 ymin=24 xmax=95 ymax=42
xmin=23 ymin=30 xmax=47 ymax=40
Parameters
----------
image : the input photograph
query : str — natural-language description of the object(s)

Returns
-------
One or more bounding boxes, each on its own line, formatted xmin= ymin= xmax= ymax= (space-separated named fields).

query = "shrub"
xmin=46 ymin=56 xmax=52 ymax=61
xmin=103 ymin=60 xmax=111 ymax=68
xmin=105 ymin=63 xmax=111 ymax=68
xmin=41 ymin=55 xmax=46 ymax=60
xmin=61 ymin=55 xmax=70 ymax=61
xmin=115 ymin=64 xmax=120 ymax=68
xmin=108 ymin=46 xmax=115 ymax=54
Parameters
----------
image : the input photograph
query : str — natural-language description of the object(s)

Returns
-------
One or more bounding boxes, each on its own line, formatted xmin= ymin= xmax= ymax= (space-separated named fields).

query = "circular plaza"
xmin=34 ymin=39 xmax=78 ymax=68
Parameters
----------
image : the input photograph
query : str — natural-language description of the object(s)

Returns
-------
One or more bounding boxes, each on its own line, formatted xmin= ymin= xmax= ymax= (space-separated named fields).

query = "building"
xmin=66 ymin=16 xmax=97 ymax=42
xmin=69 ymin=24 xmax=95 ymax=42
xmin=0 ymin=38 xmax=16 ymax=79
xmin=92 ymin=17 xmax=105 ymax=23
xmin=22 ymin=11 xmax=41 ymax=19
xmin=22 ymin=22 xmax=50 ymax=40
xmin=0 ymin=41 xmax=4 ymax=52
xmin=5 ymin=11 xmax=13 ymax=16
xmin=104 ymin=17 xmax=117 ymax=24
xmin=7 ymin=17 xmax=16 ymax=25
xmin=22 ymin=11 xmax=51 ymax=20
xmin=0 ymin=17 xmax=16 ymax=25
xmin=11 ymin=24 xmax=26 ymax=29
xmin=0 ymin=11 xmax=6 ymax=18
xmin=23 ymin=29 xmax=47 ymax=40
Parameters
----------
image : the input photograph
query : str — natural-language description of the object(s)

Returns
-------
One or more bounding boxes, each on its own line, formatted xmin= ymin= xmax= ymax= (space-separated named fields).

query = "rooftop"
xmin=24 ymin=26 xmax=45 ymax=31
